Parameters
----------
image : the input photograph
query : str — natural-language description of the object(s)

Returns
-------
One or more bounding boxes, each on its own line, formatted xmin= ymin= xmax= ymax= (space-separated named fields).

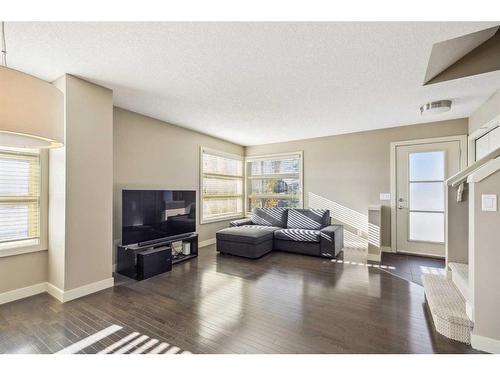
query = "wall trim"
xmin=47 ymin=278 xmax=114 ymax=303
xmin=395 ymin=249 xmax=445 ymax=259
xmin=367 ymin=253 xmax=381 ymax=262
xmin=471 ymin=333 xmax=500 ymax=354
xmin=0 ymin=282 xmax=47 ymax=305
xmin=466 ymin=301 xmax=474 ymax=321
xmin=199 ymin=238 xmax=216 ymax=248
xmin=46 ymin=282 xmax=65 ymax=302
xmin=61 ymin=278 xmax=114 ymax=303
xmin=0 ymin=244 xmax=47 ymax=258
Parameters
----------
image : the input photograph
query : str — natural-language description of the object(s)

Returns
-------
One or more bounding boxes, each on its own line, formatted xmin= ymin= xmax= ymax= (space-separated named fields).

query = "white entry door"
xmin=396 ymin=140 xmax=462 ymax=257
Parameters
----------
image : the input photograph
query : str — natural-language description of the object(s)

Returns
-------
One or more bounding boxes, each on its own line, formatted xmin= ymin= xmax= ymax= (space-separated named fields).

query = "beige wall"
xmin=0 ymin=251 xmax=48 ymax=294
xmin=113 ymin=107 xmax=244 ymax=256
xmin=469 ymin=89 xmax=500 ymax=134
xmin=246 ymin=119 xmax=468 ymax=248
xmin=48 ymin=75 xmax=114 ymax=291
xmin=471 ymin=170 xmax=500 ymax=342
xmin=64 ymin=76 xmax=114 ymax=290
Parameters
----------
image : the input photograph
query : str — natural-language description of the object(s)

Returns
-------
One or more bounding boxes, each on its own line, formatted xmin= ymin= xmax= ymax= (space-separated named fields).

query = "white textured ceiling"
xmin=5 ymin=22 xmax=500 ymax=145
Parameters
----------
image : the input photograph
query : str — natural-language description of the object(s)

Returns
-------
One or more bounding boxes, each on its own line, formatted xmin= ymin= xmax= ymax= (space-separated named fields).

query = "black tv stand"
xmin=117 ymin=233 xmax=198 ymax=280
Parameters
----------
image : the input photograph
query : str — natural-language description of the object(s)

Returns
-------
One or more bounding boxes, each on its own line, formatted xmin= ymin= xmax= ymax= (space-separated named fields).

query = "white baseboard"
xmin=367 ymin=253 xmax=381 ymax=262
xmin=2 ymin=277 xmax=115 ymax=305
xmin=199 ymin=238 xmax=216 ymax=248
xmin=381 ymin=246 xmax=392 ymax=253
xmin=466 ymin=302 xmax=474 ymax=321
xmin=395 ymin=249 xmax=445 ymax=259
xmin=0 ymin=282 xmax=47 ymax=305
xmin=46 ymin=282 xmax=65 ymax=302
xmin=471 ymin=333 xmax=500 ymax=353
xmin=60 ymin=278 xmax=115 ymax=303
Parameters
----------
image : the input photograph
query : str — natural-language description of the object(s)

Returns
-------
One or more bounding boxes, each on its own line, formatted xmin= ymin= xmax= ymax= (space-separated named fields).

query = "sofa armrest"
xmin=320 ymin=225 xmax=344 ymax=258
xmin=230 ymin=218 xmax=254 ymax=227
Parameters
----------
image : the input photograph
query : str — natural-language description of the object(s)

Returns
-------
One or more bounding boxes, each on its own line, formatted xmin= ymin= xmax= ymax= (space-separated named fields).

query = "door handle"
xmin=398 ymin=198 xmax=405 ymax=209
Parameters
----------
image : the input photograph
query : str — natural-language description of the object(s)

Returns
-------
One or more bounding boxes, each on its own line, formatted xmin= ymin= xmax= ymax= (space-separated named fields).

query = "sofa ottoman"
xmin=216 ymin=226 xmax=276 ymax=259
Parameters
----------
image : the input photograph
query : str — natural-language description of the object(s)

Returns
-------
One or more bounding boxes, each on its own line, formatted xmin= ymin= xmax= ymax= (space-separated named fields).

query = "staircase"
xmin=449 ymin=262 xmax=469 ymax=302
xmin=422 ymin=262 xmax=473 ymax=344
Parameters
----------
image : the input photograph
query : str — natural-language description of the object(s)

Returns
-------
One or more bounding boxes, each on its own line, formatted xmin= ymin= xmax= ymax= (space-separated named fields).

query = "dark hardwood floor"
xmin=0 ymin=245 xmax=478 ymax=354
xmin=379 ymin=252 xmax=446 ymax=286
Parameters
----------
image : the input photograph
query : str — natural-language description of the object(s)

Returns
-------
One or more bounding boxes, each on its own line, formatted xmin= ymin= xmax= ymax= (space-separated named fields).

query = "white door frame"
xmin=389 ymin=135 xmax=468 ymax=253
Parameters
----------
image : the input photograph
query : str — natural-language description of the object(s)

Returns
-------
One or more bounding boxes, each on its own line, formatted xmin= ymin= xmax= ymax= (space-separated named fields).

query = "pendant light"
xmin=0 ymin=21 xmax=63 ymax=148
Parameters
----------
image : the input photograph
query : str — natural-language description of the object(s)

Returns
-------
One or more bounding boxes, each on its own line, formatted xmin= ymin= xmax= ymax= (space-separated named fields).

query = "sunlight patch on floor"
xmin=56 ymin=325 xmax=191 ymax=354
xmin=331 ymin=258 xmax=396 ymax=270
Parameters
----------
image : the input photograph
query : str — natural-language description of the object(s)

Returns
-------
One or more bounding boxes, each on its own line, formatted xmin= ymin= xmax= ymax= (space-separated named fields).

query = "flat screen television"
xmin=122 ymin=190 xmax=196 ymax=246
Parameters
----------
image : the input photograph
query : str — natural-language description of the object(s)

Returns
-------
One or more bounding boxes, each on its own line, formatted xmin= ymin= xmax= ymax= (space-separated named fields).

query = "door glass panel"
xmin=409 ymin=182 xmax=444 ymax=212
xmin=409 ymin=151 xmax=445 ymax=181
xmin=409 ymin=212 xmax=444 ymax=243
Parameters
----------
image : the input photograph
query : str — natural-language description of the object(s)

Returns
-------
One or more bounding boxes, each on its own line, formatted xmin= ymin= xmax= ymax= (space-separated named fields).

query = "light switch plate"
xmin=482 ymin=194 xmax=497 ymax=212
xmin=380 ymin=193 xmax=391 ymax=201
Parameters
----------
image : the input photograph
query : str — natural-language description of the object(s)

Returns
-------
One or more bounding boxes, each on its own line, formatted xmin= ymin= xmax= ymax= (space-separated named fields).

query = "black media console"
xmin=116 ymin=233 xmax=198 ymax=280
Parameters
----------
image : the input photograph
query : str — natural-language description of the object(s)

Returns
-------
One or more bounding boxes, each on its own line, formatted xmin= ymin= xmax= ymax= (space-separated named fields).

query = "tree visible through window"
xmin=245 ymin=152 xmax=303 ymax=213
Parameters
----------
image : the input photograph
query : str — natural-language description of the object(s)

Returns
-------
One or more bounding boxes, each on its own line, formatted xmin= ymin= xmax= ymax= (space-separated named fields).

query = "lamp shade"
xmin=0 ymin=66 xmax=63 ymax=148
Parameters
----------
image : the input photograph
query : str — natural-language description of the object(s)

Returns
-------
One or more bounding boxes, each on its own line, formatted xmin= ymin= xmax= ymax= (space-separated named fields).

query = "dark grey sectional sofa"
xmin=216 ymin=208 xmax=344 ymax=259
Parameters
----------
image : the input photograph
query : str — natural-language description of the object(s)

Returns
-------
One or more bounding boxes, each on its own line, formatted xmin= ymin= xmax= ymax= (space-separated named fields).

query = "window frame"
xmin=244 ymin=151 xmax=304 ymax=215
xmin=474 ymin=125 xmax=500 ymax=161
xmin=0 ymin=146 xmax=48 ymax=258
xmin=200 ymin=147 xmax=244 ymax=224
xmin=407 ymin=150 xmax=446 ymax=244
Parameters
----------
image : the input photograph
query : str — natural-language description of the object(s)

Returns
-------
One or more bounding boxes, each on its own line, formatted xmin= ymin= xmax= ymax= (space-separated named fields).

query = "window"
xmin=245 ymin=152 xmax=303 ymax=213
xmin=408 ymin=151 xmax=445 ymax=243
xmin=0 ymin=148 xmax=41 ymax=249
xmin=200 ymin=148 xmax=244 ymax=223
xmin=475 ymin=126 xmax=500 ymax=161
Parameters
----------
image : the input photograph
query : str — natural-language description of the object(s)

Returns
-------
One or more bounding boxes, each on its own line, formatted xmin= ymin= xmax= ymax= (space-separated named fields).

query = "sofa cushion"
xmin=230 ymin=218 xmax=254 ymax=227
xmin=286 ymin=209 xmax=330 ymax=230
xmin=239 ymin=225 xmax=281 ymax=231
xmin=216 ymin=226 xmax=277 ymax=245
xmin=251 ymin=207 xmax=287 ymax=227
xmin=274 ymin=228 xmax=321 ymax=243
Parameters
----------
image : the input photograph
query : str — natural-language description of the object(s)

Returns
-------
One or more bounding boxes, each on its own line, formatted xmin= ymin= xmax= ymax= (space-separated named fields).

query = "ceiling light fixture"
xmin=0 ymin=21 xmax=63 ymax=148
xmin=420 ymin=100 xmax=452 ymax=116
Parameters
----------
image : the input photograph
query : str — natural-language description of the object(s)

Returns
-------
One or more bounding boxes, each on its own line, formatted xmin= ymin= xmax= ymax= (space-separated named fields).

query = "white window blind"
xmin=0 ymin=148 xmax=41 ymax=246
xmin=246 ymin=152 xmax=303 ymax=213
xmin=201 ymin=148 xmax=244 ymax=223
